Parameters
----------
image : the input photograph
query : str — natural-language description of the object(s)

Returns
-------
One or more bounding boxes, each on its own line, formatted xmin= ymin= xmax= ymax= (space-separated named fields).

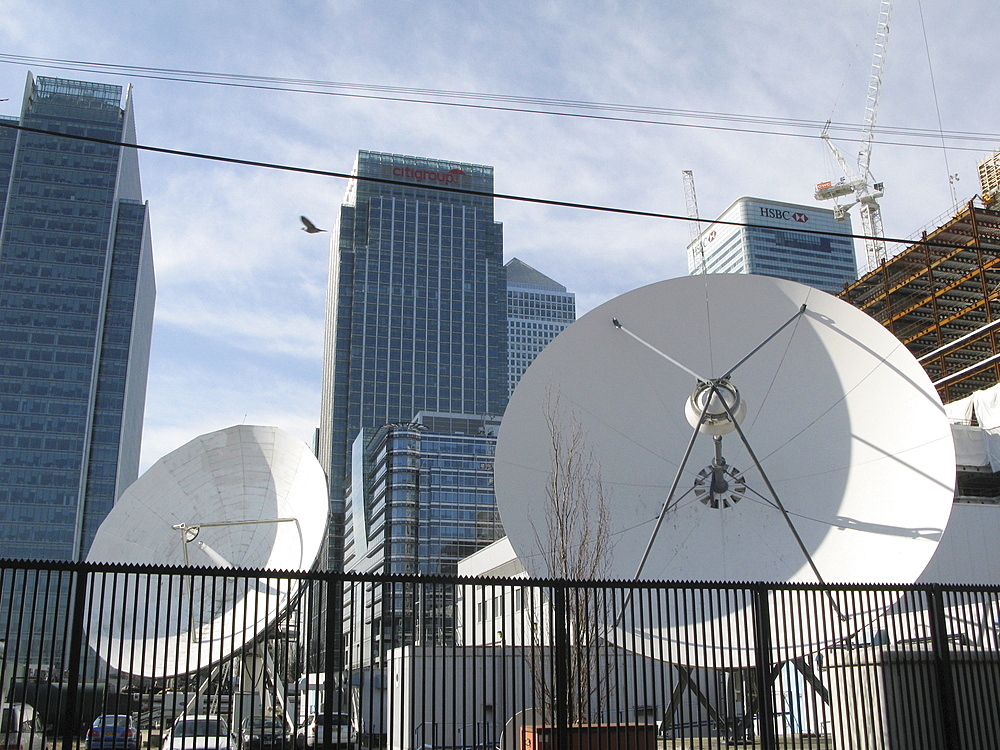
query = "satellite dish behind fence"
xmin=494 ymin=274 xmax=955 ymax=667
xmin=86 ymin=424 xmax=329 ymax=677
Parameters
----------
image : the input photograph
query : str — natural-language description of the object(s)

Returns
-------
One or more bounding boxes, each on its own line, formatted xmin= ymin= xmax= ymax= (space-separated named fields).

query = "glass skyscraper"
xmin=318 ymin=151 xmax=507 ymax=574
xmin=0 ymin=74 xmax=155 ymax=562
xmin=505 ymin=257 xmax=575 ymax=396
xmin=688 ymin=197 xmax=857 ymax=294
xmin=343 ymin=413 xmax=502 ymax=578
xmin=342 ymin=412 xmax=503 ymax=665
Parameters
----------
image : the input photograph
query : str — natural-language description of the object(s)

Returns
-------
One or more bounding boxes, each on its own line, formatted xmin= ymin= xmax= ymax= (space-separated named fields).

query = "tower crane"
xmin=682 ymin=170 xmax=706 ymax=274
xmin=815 ymin=0 xmax=892 ymax=267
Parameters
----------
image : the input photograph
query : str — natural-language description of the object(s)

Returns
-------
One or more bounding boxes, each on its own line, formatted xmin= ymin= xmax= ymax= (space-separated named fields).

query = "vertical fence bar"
xmin=322 ymin=571 xmax=338 ymax=750
xmin=616 ymin=584 xmax=632 ymax=732
xmin=927 ymin=584 xmax=960 ymax=749
xmin=551 ymin=583 xmax=569 ymax=750
xmin=735 ymin=586 xmax=755 ymax=746
xmin=964 ymin=589 xmax=996 ymax=742
xmin=948 ymin=588 xmax=975 ymax=743
xmin=899 ymin=587 xmax=932 ymax=746
xmin=61 ymin=563 xmax=89 ymax=750
xmin=751 ymin=584 xmax=776 ymax=750
xmin=344 ymin=575 xmax=356 ymax=748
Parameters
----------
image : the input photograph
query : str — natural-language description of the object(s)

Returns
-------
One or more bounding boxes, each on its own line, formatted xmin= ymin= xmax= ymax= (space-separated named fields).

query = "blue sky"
xmin=1 ymin=1 xmax=997 ymax=471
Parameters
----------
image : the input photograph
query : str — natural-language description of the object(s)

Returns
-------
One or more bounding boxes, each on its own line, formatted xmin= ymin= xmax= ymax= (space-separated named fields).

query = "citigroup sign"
xmin=389 ymin=166 xmax=469 ymax=186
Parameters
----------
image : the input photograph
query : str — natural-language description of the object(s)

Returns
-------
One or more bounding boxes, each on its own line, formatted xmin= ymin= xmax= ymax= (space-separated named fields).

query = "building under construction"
xmin=838 ymin=200 xmax=1000 ymax=406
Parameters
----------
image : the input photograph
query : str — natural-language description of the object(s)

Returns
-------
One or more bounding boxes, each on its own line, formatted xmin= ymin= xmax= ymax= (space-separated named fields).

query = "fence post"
xmin=751 ymin=584 xmax=776 ymax=750
xmin=926 ymin=585 xmax=960 ymax=749
xmin=552 ymin=583 xmax=570 ymax=750
xmin=322 ymin=573 xmax=340 ymax=750
xmin=61 ymin=563 xmax=89 ymax=750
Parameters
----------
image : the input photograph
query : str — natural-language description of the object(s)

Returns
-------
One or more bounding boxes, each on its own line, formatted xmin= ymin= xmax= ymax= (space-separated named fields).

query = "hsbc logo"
xmin=760 ymin=207 xmax=810 ymax=223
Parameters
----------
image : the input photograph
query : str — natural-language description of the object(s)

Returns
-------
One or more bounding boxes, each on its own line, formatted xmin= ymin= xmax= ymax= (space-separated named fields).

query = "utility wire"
xmin=1 ymin=54 xmax=999 ymax=152
xmin=0 ymin=119 xmax=985 ymax=255
xmin=917 ymin=0 xmax=958 ymax=205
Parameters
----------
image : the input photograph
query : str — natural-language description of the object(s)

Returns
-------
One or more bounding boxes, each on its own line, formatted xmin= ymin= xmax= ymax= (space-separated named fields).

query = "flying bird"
xmin=300 ymin=216 xmax=326 ymax=233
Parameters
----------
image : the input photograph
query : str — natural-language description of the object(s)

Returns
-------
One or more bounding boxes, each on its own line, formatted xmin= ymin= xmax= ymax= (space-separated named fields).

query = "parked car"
xmin=85 ymin=714 xmax=141 ymax=750
xmin=162 ymin=715 xmax=236 ymax=750
xmin=239 ymin=715 xmax=289 ymax=750
xmin=298 ymin=713 xmax=354 ymax=749
xmin=1 ymin=703 xmax=48 ymax=750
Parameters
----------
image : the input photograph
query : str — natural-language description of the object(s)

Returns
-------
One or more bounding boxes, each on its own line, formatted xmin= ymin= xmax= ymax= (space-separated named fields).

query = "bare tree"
xmin=529 ymin=391 xmax=613 ymax=725
xmin=534 ymin=393 xmax=613 ymax=581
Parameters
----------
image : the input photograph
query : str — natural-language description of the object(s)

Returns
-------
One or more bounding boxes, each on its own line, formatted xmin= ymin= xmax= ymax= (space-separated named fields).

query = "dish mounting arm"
xmin=173 ymin=517 xmax=304 ymax=567
xmin=613 ymin=308 xmax=847 ymax=620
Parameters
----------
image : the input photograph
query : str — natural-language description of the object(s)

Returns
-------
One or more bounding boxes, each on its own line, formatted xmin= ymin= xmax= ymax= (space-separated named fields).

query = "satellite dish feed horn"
xmin=615 ymin=304 xmax=806 ymax=578
xmin=618 ymin=302 xmax=846 ymax=622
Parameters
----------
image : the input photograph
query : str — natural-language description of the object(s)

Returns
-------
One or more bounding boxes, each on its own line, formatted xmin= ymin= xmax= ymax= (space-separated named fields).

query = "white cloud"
xmin=1 ymin=0 xmax=998 ymax=481
xmin=140 ymin=341 xmax=321 ymax=471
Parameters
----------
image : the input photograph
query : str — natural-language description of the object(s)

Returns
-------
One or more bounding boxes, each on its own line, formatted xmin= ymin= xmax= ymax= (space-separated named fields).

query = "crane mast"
xmin=682 ymin=170 xmax=706 ymax=274
xmin=816 ymin=0 xmax=891 ymax=268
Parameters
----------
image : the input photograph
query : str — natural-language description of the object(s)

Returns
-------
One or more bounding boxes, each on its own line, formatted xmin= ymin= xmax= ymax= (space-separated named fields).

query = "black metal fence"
xmin=3 ymin=559 xmax=1000 ymax=750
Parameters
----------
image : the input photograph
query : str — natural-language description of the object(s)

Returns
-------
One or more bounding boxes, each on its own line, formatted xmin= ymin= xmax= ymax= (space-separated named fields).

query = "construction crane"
xmin=815 ymin=0 xmax=891 ymax=268
xmin=682 ymin=170 xmax=706 ymax=274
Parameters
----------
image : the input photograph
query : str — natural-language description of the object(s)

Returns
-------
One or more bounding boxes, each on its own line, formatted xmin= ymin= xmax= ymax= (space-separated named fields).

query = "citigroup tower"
xmin=318 ymin=151 xmax=507 ymax=573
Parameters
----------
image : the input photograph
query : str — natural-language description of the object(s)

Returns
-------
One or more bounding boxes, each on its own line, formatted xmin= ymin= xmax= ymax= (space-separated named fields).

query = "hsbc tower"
xmin=687 ymin=197 xmax=857 ymax=294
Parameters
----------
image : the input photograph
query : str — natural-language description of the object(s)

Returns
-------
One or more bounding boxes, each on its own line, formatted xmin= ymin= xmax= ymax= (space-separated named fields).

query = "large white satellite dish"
xmin=86 ymin=424 xmax=329 ymax=677
xmin=494 ymin=274 xmax=955 ymax=667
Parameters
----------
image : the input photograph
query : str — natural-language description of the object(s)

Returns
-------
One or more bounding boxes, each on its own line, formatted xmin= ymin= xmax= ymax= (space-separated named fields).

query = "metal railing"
xmin=2 ymin=560 xmax=1000 ymax=750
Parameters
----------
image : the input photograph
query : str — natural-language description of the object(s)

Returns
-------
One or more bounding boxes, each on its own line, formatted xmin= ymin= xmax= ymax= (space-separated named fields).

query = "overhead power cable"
xmin=1 ymin=54 xmax=998 ymax=152
xmin=0 ymin=119 xmax=984 ymax=256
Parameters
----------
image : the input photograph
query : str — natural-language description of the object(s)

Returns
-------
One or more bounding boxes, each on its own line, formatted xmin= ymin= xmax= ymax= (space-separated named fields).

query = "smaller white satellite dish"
xmin=86 ymin=425 xmax=329 ymax=677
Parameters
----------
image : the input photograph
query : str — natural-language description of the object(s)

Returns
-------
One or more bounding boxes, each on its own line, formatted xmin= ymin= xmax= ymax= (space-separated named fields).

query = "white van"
xmin=300 ymin=712 xmax=354 ymax=749
xmin=1 ymin=703 xmax=48 ymax=750
xmin=162 ymin=714 xmax=236 ymax=750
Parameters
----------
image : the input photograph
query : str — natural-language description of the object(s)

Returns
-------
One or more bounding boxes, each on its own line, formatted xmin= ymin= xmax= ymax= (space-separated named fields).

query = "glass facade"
xmin=688 ymin=197 xmax=857 ymax=294
xmin=344 ymin=414 xmax=503 ymax=576
xmin=0 ymin=75 xmax=155 ymax=562
xmin=505 ymin=258 xmax=575 ymax=396
xmin=318 ymin=151 xmax=507 ymax=573
xmin=343 ymin=413 xmax=503 ymax=664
